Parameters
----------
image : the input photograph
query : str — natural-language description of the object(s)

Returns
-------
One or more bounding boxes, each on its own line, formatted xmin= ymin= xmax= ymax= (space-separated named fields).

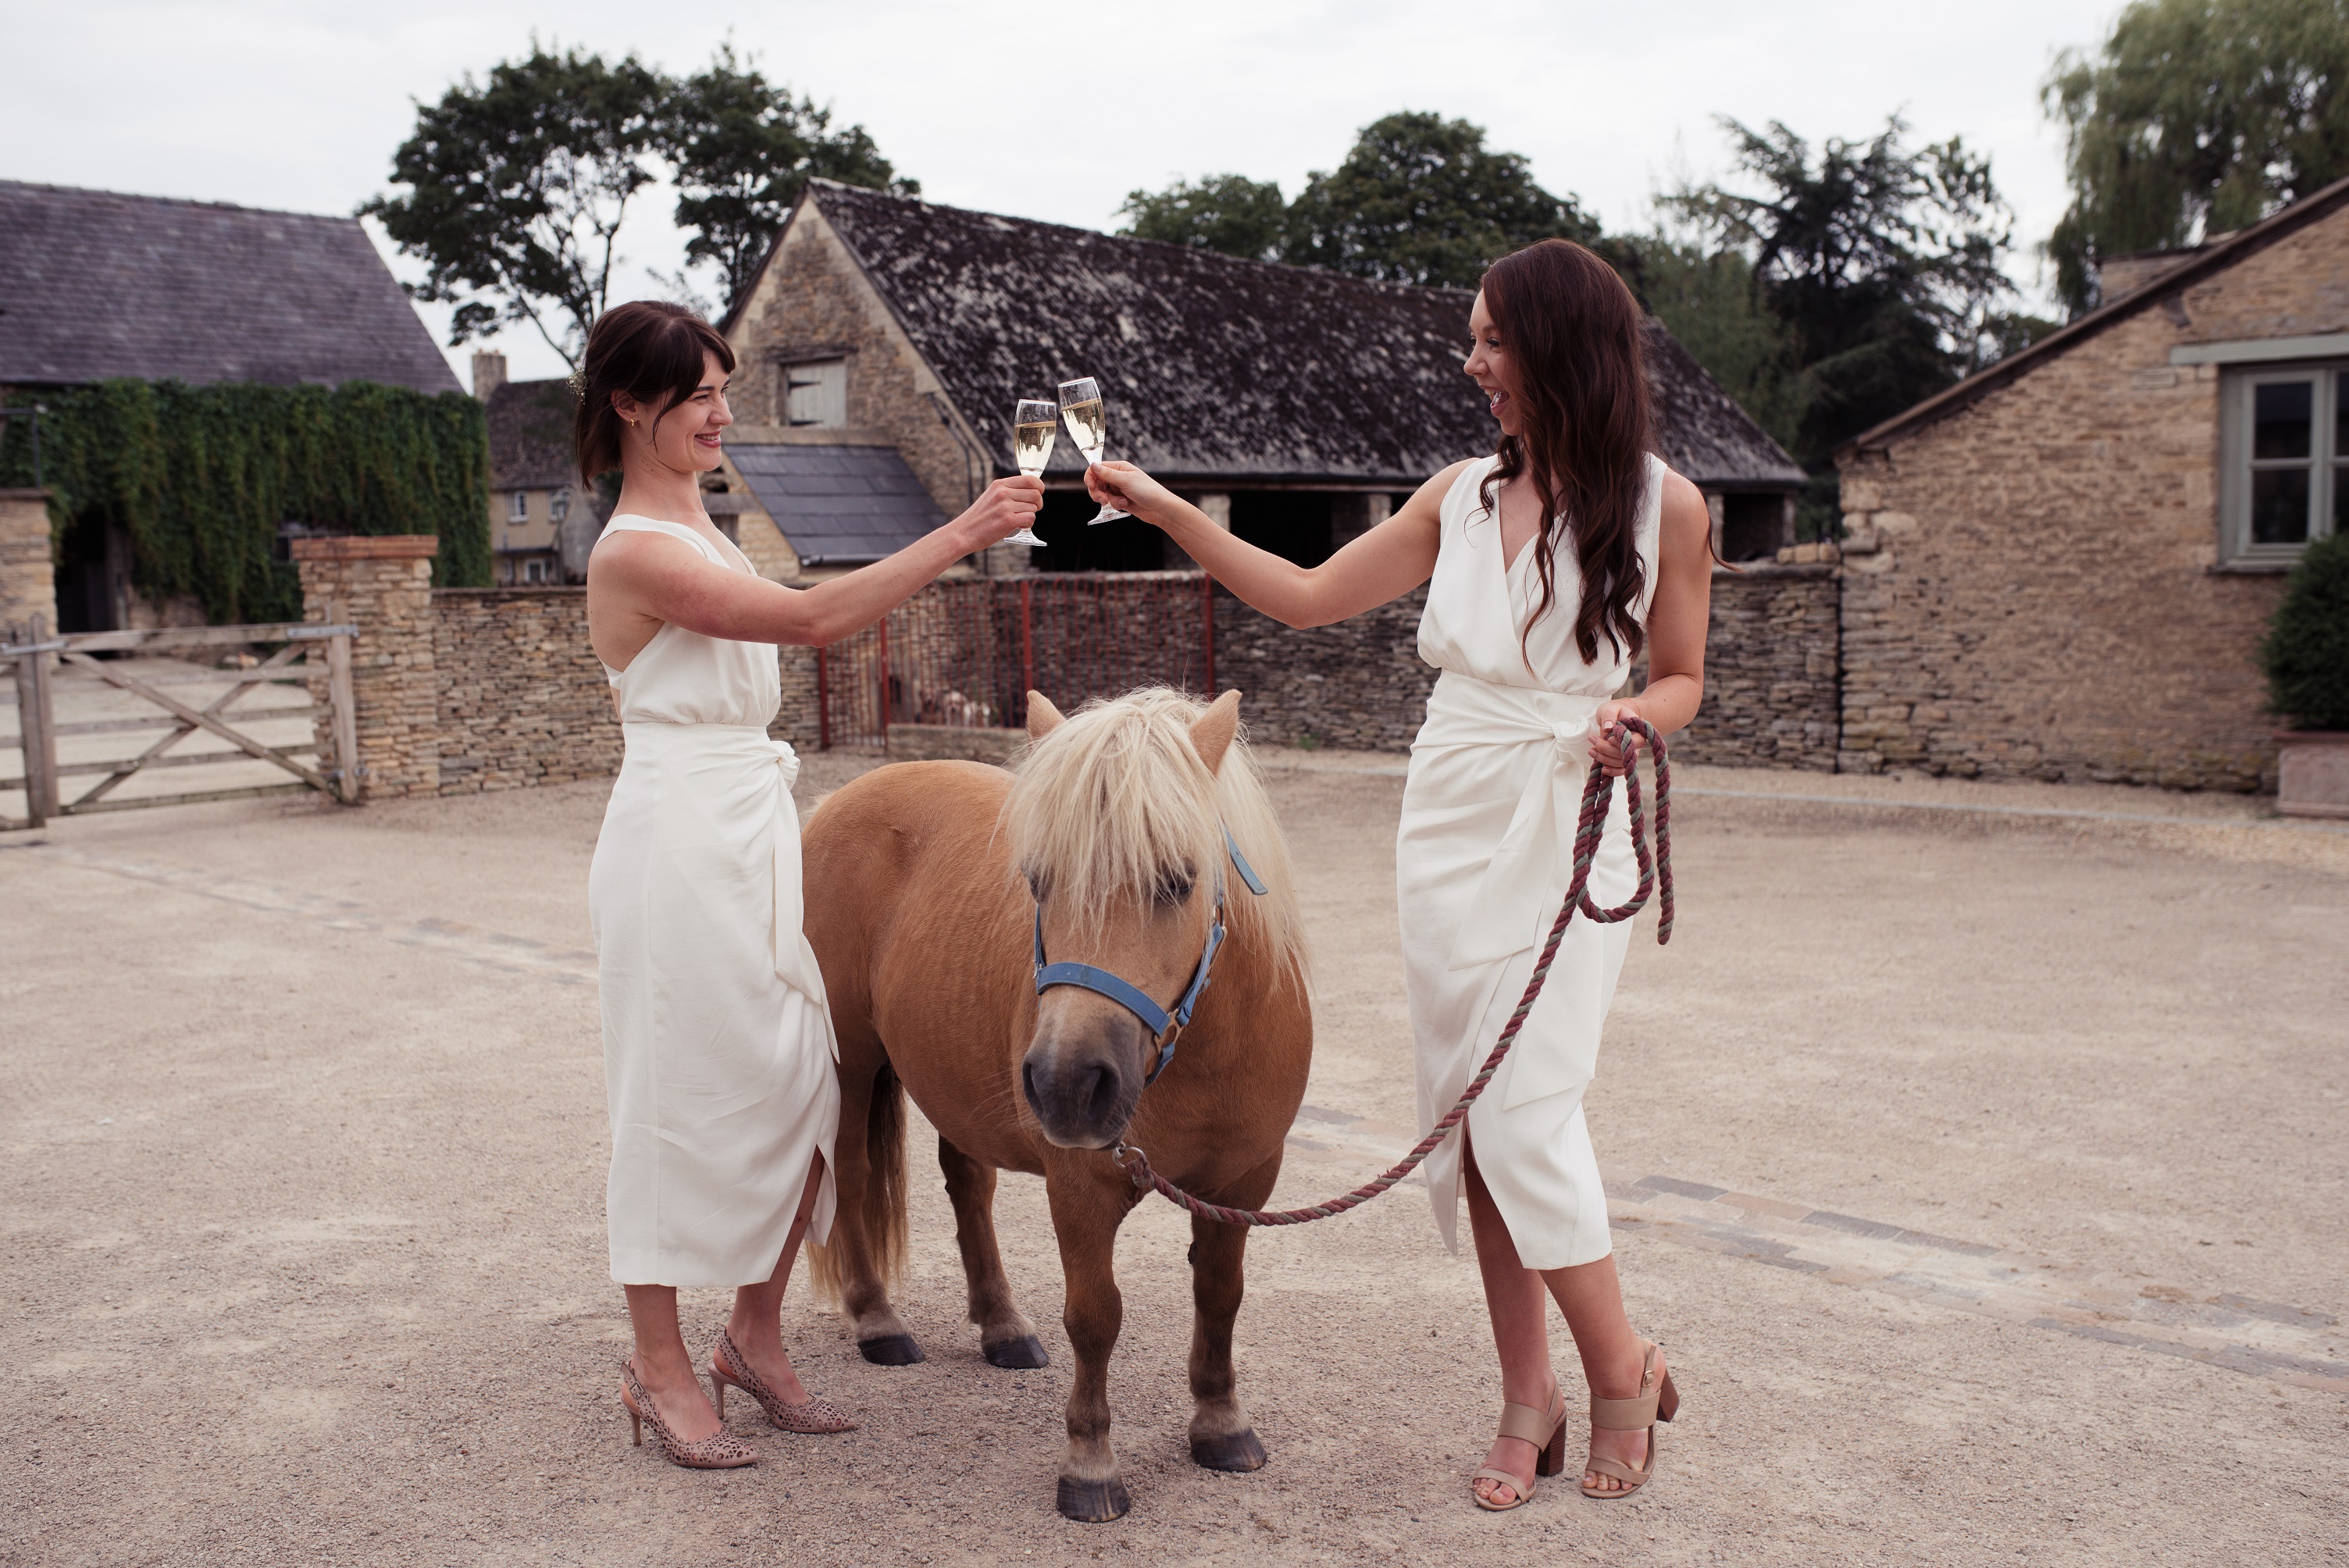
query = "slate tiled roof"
xmin=774 ymin=181 xmax=1800 ymax=490
xmin=727 ymin=442 xmax=946 ymax=565
xmin=487 ymin=377 xmax=579 ymax=490
xmin=0 ymin=180 xmax=460 ymax=394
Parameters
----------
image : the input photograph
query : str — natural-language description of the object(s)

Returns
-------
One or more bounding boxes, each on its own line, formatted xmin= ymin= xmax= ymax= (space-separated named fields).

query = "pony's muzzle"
xmin=1021 ymin=1014 xmax=1144 ymax=1149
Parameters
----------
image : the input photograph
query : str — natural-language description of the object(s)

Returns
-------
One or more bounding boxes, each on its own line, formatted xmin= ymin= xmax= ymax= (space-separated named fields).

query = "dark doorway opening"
xmin=1232 ymin=491 xmax=1332 ymax=566
xmin=1720 ymin=492 xmax=1791 ymax=563
xmin=1031 ymin=489 xmax=1166 ymax=572
xmin=54 ymin=513 xmax=125 ymax=633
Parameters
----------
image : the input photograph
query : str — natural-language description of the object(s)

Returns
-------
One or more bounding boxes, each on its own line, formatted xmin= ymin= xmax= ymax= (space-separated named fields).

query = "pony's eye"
xmin=1025 ymin=868 xmax=1050 ymax=901
xmin=1153 ymin=866 xmax=1196 ymax=906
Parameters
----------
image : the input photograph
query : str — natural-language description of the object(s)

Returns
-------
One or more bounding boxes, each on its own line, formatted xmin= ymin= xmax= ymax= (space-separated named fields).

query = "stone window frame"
xmin=508 ymin=490 xmax=529 ymax=522
xmin=2216 ymin=358 xmax=2345 ymax=568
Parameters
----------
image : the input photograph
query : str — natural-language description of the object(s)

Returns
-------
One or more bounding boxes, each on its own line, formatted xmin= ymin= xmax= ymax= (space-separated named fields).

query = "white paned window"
xmin=785 ymin=358 xmax=847 ymax=428
xmin=508 ymin=490 xmax=529 ymax=522
xmin=524 ymin=559 xmax=547 ymax=584
xmin=2221 ymin=364 xmax=2346 ymax=565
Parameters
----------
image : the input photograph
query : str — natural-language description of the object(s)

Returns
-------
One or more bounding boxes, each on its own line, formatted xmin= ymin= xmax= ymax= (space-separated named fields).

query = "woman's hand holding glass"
xmin=958 ymin=473 xmax=1047 ymax=551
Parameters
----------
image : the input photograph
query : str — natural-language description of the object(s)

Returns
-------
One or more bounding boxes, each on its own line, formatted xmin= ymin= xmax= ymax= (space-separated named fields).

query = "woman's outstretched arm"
xmin=590 ymin=476 xmax=1042 ymax=656
xmin=1084 ymin=460 xmax=1464 ymax=628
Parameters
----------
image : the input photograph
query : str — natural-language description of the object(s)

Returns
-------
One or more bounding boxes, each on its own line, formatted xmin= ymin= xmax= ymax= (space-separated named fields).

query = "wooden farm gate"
xmin=1 ymin=615 xmax=358 ymax=830
xmin=814 ymin=572 xmax=1216 ymax=750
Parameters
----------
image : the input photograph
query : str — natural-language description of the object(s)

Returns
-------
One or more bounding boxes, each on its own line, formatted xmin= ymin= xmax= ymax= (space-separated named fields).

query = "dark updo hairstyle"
xmin=573 ymin=301 xmax=736 ymax=479
xmin=1476 ymin=239 xmax=1656 ymax=666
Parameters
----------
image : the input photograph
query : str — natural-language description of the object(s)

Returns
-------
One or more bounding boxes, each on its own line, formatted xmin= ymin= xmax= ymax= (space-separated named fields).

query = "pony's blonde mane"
xmin=1003 ymin=688 xmax=1306 ymax=986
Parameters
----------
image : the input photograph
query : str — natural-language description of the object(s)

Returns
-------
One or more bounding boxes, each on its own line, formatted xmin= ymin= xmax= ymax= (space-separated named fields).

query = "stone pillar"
xmin=0 ymin=489 xmax=56 ymax=638
xmin=293 ymin=536 xmax=440 ymax=800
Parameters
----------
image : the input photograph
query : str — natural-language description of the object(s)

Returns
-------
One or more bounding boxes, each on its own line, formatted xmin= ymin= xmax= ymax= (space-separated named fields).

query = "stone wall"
xmin=1668 ymin=565 xmax=1841 ymax=771
xmin=1832 ymin=202 xmax=2348 ymax=789
xmin=1213 ymin=586 xmax=1433 ymax=751
xmin=1213 ymin=568 xmax=1841 ymax=769
xmin=0 ymin=489 xmax=57 ymax=637
xmin=433 ymin=590 xmax=620 ymax=793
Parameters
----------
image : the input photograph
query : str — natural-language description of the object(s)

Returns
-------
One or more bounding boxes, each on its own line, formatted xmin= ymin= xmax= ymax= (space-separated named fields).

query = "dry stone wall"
xmin=433 ymin=590 xmax=619 ymax=793
xmin=294 ymin=536 xmax=440 ymax=800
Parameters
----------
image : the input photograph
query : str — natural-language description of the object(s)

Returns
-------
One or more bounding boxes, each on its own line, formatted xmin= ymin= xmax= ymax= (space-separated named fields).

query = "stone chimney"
xmin=471 ymin=351 xmax=508 ymax=401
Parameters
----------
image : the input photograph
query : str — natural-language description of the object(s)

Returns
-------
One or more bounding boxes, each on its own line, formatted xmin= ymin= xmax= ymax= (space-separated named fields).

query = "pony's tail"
xmin=805 ymin=1062 xmax=910 ymax=1306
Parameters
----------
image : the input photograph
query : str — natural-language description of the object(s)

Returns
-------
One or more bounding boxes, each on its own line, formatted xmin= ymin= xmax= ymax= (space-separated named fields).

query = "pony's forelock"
xmin=1003 ymin=689 xmax=1306 ymax=986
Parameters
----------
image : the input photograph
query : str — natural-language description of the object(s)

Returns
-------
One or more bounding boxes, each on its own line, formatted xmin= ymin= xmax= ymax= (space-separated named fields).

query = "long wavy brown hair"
xmin=1476 ymin=239 xmax=1656 ymax=666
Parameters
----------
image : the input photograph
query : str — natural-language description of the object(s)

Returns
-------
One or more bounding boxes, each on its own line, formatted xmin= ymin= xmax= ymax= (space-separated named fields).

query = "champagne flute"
xmin=1058 ymin=376 xmax=1128 ymax=524
xmin=1003 ymin=398 xmax=1056 ymax=549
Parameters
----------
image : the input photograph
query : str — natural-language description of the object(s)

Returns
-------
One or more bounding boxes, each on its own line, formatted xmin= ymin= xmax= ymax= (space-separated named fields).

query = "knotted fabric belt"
xmin=619 ymin=720 xmax=828 ymax=1005
xmin=1414 ymin=672 xmax=1611 ymax=972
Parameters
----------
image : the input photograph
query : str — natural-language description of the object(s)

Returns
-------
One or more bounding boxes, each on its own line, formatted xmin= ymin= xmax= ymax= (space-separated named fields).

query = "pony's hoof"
xmin=1055 ymin=1475 xmax=1130 ymax=1522
xmin=983 ymin=1335 xmax=1050 ymax=1370
xmin=1189 ymin=1427 xmax=1267 ymax=1472
xmin=857 ymin=1333 xmax=925 ymax=1366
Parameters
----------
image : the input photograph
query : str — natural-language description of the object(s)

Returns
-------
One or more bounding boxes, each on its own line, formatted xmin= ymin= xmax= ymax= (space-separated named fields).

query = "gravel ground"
xmin=3 ymin=750 xmax=2344 ymax=1567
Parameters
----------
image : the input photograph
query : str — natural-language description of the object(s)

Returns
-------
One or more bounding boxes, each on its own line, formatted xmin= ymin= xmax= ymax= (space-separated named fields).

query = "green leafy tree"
xmin=1628 ymin=237 xmax=1802 ymax=454
xmin=365 ymin=45 xmax=667 ymax=369
xmin=661 ymin=45 xmax=918 ymax=309
xmin=1283 ymin=112 xmax=1604 ymax=287
xmin=1666 ymin=117 xmax=2019 ymax=462
xmin=2045 ymin=0 xmax=2349 ymax=315
xmin=1116 ymin=173 xmax=1288 ymax=261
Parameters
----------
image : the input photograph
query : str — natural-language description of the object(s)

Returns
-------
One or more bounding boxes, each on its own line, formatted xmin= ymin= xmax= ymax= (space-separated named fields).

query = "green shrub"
xmin=2260 ymin=533 xmax=2349 ymax=731
xmin=0 ymin=378 xmax=490 ymax=625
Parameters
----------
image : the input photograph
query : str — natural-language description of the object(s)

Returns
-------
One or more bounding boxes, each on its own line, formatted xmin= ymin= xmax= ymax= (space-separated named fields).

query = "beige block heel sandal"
xmin=1471 ymin=1381 xmax=1568 ymax=1512
xmin=1581 ymin=1340 xmax=1678 ymax=1500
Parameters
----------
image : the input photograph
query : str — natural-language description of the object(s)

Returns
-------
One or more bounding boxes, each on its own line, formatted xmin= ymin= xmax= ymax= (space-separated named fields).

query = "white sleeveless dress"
xmin=587 ymin=515 xmax=839 ymax=1288
xmin=1399 ymin=454 xmax=1665 ymax=1271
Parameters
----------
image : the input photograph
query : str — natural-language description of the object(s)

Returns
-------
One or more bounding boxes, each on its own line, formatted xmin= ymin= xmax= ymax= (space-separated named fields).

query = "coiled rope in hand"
xmin=1111 ymin=717 xmax=1674 ymax=1227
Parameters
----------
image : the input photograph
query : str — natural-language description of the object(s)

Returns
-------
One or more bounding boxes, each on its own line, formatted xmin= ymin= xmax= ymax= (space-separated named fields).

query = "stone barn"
xmin=0 ymin=180 xmax=462 ymax=632
xmin=1834 ymin=173 xmax=2349 ymax=791
xmin=711 ymin=180 xmax=1802 ymax=579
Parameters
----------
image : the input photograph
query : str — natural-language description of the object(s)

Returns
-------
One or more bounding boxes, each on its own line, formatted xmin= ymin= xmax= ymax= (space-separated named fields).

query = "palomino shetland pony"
xmin=800 ymin=688 xmax=1311 ymax=1522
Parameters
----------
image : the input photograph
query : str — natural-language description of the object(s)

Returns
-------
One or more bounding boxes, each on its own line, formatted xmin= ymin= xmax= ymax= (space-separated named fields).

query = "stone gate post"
xmin=293 ymin=536 xmax=440 ymax=800
xmin=0 ymin=488 xmax=57 ymax=637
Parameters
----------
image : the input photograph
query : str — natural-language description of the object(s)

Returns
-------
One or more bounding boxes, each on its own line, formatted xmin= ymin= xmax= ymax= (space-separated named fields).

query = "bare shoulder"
xmin=1655 ymin=465 xmax=1711 ymax=554
xmin=1392 ymin=457 xmax=1481 ymax=526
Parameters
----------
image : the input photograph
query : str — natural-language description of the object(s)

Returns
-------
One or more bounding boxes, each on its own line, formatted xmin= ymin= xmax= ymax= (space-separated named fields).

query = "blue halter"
xmin=1032 ymin=826 xmax=1269 ymax=1085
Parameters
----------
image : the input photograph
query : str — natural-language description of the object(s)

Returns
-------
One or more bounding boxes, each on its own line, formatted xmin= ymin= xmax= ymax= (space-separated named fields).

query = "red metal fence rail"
xmin=815 ymin=572 xmax=1215 ymax=750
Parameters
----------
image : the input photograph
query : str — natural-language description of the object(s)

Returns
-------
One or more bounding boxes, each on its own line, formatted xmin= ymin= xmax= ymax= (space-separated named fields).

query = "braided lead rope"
xmin=1112 ymin=718 xmax=1673 ymax=1228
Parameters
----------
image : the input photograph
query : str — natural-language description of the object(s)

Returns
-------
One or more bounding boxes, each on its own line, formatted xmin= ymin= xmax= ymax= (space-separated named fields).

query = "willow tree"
xmin=2045 ymin=0 xmax=2349 ymax=314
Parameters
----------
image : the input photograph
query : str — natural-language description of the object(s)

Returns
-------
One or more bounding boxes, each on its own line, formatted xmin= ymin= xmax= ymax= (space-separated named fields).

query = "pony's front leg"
xmin=937 ymin=1134 xmax=1047 ymax=1368
xmin=1044 ymin=1160 xmax=1141 ymax=1521
xmin=1186 ymin=1152 xmax=1281 ymax=1471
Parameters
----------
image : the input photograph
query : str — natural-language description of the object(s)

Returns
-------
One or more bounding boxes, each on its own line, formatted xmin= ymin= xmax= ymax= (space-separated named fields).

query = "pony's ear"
xmin=1188 ymin=690 xmax=1242 ymax=776
xmin=1025 ymin=691 xmax=1065 ymax=741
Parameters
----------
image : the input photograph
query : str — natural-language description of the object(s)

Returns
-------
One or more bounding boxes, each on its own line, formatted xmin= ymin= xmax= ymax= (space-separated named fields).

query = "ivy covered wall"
xmin=0 ymin=378 xmax=490 ymax=624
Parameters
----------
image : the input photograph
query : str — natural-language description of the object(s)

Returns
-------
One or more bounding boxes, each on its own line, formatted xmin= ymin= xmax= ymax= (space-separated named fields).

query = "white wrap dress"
xmin=1400 ymin=454 xmax=1664 ymax=1271
xmin=588 ymin=515 xmax=839 ymax=1288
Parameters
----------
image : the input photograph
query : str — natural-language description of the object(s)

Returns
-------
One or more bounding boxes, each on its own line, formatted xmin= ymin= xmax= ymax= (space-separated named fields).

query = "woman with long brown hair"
xmin=1083 ymin=239 xmax=1709 ymax=1511
xmin=581 ymin=301 xmax=1039 ymax=1467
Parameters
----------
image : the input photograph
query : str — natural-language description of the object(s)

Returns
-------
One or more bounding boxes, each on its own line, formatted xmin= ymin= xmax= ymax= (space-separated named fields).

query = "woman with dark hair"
xmin=581 ymin=300 xmax=1040 ymax=1467
xmin=1085 ymin=239 xmax=1709 ymax=1512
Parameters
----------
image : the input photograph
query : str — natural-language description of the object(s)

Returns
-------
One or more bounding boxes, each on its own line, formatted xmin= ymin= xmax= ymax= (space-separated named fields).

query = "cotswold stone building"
xmin=1835 ymin=174 xmax=2349 ymax=791
xmin=714 ymin=180 xmax=1802 ymax=579
xmin=469 ymin=354 xmax=610 ymax=587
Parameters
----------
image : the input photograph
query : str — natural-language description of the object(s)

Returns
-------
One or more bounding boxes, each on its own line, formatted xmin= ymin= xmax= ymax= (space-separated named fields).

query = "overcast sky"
xmin=11 ymin=0 xmax=2125 ymax=387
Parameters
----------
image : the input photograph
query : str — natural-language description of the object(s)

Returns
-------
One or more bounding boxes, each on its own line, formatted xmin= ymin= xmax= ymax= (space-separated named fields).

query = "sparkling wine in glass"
xmin=1003 ymin=398 xmax=1056 ymax=549
xmin=1058 ymin=376 xmax=1127 ymax=523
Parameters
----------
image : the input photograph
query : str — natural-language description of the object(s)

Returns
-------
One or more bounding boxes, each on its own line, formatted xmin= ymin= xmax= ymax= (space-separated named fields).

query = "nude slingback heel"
xmin=1581 ymin=1340 xmax=1678 ymax=1500
xmin=1471 ymin=1381 xmax=1568 ymax=1511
